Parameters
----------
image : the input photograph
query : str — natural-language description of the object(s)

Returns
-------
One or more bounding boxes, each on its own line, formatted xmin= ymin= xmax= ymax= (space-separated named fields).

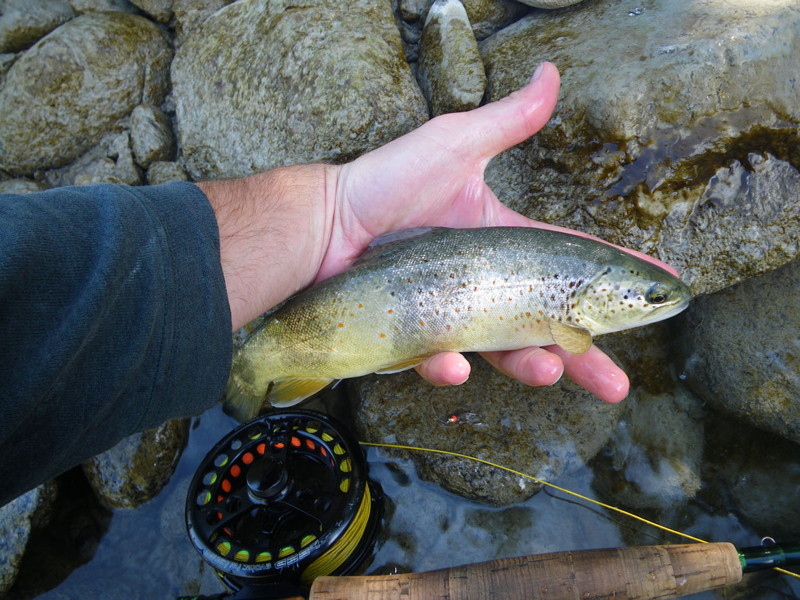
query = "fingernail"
xmin=531 ymin=62 xmax=545 ymax=83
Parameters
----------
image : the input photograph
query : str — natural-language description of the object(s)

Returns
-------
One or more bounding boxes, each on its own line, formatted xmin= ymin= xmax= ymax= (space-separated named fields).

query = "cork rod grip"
xmin=309 ymin=543 xmax=743 ymax=600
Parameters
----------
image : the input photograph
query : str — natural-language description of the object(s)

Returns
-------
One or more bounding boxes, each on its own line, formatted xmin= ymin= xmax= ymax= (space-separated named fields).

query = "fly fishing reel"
xmin=185 ymin=410 xmax=383 ymax=599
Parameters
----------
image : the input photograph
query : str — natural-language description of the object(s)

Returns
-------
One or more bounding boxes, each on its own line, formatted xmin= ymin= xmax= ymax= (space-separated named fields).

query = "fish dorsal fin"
xmin=267 ymin=377 xmax=334 ymax=407
xmin=549 ymin=321 xmax=593 ymax=354
xmin=374 ymin=354 xmax=433 ymax=374
xmin=353 ymin=227 xmax=444 ymax=266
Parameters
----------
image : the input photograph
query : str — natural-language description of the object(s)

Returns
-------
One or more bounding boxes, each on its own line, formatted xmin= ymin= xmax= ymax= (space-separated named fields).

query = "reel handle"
xmin=309 ymin=543 xmax=743 ymax=600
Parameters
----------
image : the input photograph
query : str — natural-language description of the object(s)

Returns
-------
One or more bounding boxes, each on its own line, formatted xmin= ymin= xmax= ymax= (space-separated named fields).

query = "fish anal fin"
xmin=374 ymin=354 xmax=433 ymax=374
xmin=268 ymin=377 xmax=335 ymax=407
xmin=549 ymin=321 xmax=593 ymax=354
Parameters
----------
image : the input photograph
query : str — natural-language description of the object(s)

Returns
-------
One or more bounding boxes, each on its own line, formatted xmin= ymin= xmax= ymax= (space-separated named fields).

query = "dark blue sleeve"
xmin=0 ymin=182 xmax=232 ymax=505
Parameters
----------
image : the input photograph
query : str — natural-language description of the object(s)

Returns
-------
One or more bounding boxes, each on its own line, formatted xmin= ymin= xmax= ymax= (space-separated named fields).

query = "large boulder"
xmin=0 ymin=0 xmax=74 ymax=54
xmin=172 ymin=0 xmax=428 ymax=180
xmin=480 ymin=0 xmax=800 ymax=295
xmin=678 ymin=259 xmax=800 ymax=445
xmin=0 ymin=12 xmax=172 ymax=175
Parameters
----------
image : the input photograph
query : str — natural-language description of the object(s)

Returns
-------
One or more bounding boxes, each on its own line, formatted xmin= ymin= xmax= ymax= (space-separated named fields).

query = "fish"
xmin=225 ymin=226 xmax=691 ymax=420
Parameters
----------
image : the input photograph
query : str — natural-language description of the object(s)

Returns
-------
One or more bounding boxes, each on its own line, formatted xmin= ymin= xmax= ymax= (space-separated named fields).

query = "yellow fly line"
xmin=361 ymin=441 xmax=800 ymax=581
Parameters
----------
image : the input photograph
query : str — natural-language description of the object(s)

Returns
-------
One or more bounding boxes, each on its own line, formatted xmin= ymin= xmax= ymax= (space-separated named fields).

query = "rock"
xmin=398 ymin=0 xmax=432 ymax=22
xmin=0 ymin=12 xmax=172 ymax=175
xmin=703 ymin=414 xmax=800 ymax=539
xmin=172 ymin=0 xmax=234 ymax=44
xmin=72 ymin=131 xmax=143 ymax=185
xmin=516 ymin=0 xmax=588 ymax=7
xmin=0 ymin=178 xmax=47 ymax=194
xmin=480 ymin=0 xmax=800 ymax=295
xmin=461 ymin=0 xmax=529 ymax=40
xmin=678 ymin=259 xmax=800 ymax=445
xmin=351 ymin=354 xmax=624 ymax=506
xmin=172 ymin=0 xmax=428 ymax=180
xmin=417 ymin=0 xmax=487 ymax=116
xmin=0 ymin=0 xmax=74 ymax=54
xmin=0 ymin=482 xmax=58 ymax=594
xmin=590 ymin=387 xmax=704 ymax=510
xmin=68 ymin=0 xmax=138 ymax=13
xmin=130 ymin=104 xmax=175 ymax=168
xmin=82 ymin=419 xmax=189 ymax=509
xmin=129 ymin=0 xmax=173 ymax=22
xmin=147 ymin=160 xmax=188 ymax=184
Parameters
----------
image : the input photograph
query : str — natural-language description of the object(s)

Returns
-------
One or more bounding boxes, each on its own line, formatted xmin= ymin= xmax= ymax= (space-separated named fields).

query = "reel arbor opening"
xmin=186 ymin=410 xmax=382 ymax=594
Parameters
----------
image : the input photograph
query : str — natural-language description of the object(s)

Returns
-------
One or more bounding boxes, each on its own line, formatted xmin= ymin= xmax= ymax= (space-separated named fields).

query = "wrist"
xmin=198 ymin=163 xmax=339 ymax=331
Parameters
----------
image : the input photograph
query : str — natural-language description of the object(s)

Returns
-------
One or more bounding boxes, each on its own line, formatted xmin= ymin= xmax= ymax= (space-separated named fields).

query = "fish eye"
xmin=645 ymin=284 xmax=669 ymax=305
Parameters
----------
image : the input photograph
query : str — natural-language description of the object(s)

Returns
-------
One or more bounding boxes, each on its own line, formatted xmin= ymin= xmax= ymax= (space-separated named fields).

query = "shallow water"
xmin=15 ymin=399 xmax=800 ymax=600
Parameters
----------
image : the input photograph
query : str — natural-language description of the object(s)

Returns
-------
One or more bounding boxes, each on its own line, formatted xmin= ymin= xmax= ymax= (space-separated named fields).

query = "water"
xmin=12 ymin=401 xmax=800 ymax=599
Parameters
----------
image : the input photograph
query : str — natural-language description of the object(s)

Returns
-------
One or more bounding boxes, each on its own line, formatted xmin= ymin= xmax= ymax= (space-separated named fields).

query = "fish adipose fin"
xmin=268 ymin=377 xmax=335 ymax=407
xmin=374 ymin=354 xmax=433 ymax=374
xmin=549 ymin=321 xmax=593 ymax=354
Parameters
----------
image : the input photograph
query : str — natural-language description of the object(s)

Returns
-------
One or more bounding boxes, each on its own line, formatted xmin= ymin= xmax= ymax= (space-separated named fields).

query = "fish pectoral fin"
xmin=268 ymin=377 xmax=335 ymax=408
xmin=549 ymin=321 xmax=593 ymax=354
xmin=374 ymin=354 xmax=433 ymax=374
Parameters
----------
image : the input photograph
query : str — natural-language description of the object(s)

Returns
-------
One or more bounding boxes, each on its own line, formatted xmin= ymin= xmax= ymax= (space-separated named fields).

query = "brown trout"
xmin=226 ymin=227 xmax=691 ymax=419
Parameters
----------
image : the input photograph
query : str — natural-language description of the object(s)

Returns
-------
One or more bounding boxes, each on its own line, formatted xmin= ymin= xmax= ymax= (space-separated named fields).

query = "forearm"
xmin=198 ymin=163 xmax=339 ymax=330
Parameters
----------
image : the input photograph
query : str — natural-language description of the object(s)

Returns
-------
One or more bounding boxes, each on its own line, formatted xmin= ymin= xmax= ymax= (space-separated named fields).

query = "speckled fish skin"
xmin=227 ymin=226 xmax=691 ymax=417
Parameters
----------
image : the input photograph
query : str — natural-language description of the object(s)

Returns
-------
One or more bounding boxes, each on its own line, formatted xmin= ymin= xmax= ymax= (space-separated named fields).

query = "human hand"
xmin=318 ymin=62 xmax=675 ymax=403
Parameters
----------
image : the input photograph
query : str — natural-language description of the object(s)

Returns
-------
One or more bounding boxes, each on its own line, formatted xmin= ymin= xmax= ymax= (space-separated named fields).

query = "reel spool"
xmin=185 ymin=410 xmax=383 ymax=598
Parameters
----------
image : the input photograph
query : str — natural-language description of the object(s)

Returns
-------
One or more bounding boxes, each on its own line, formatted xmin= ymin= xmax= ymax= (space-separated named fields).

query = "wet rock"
xmin=351 ymin=354 xmax=624 ymax=506
xmin=83 ymin=419 xmax=189 ymax=509
xmin=461 ymin=0 xmax=529 ymax=40
xmin=0 ymin=482 xmax=58 ymax=594
xmin=129 ymin=0 xmax=173 ymax=22
xmin=480 ymin=0 xmax=800 ymax=295
xmin=0 ymin=0 xmax=74 ymax=54
xmin=591 ymin=387 xmax=704 ymax=510
xmin=130 ymin=104 xmax=175 ymax=168
xmin=703 ymin=414 xmax=800 ymax=539
xmin=678 ymin=259 xmax=800 ymax=446
xmin=147 ymin=160 xmax=188 ymax=184
xmin=0 ymin=178 xmax=47 ymax=194
xmin=0 ymin=12 xmax=172 ymax=175
xmin=172 ymin=0 xmax=428 ymax=180
xmin=418 ymin=0 xmax=487 ymax=116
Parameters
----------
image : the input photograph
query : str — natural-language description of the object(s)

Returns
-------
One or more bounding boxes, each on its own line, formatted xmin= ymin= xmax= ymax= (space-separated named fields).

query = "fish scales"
xmin=226 ymin=227 xmax=691 ymax=418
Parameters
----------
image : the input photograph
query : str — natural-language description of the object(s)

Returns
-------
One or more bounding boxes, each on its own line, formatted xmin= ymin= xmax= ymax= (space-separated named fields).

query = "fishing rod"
xmin=181 ymin=410 xmax=800 ymax=600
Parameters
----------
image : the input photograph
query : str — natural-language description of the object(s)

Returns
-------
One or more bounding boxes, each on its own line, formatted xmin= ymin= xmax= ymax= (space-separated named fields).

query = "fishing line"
xmin=361 ymin=441 xmax=800 ymax=581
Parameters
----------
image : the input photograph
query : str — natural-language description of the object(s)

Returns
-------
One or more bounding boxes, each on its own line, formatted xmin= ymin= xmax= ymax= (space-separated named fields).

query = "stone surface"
xmin=351 ymin=354 xmax=624 ymax=505
xmin=0 ymin=483 xmax=57 ymax=594
xmin=678 ymin=259 xmax=800 ymax=445
xmin=68 ymin=0 xmax=138 ymax=13
xmin=147 ymin=160 xmax=188 ymax=184
xmin=591 ymin=387 xmax=704 ymax=510
xmin=129 ymin=0 xmax=173 ymax=22
xmin=462 ymin=0 xmax=529 ymax=40
xmin=0 ymin=0 xmax=74 ymax=53
xmin=71 ymin=131 xmax=143 ymax=186
xmin=172 ymin=0 xmax=233 ymax=43
xmin=0 ymin=12 xmax=172 ymax=175
xmin=516 ymin=0 xmax=588 ymax=7
xmin=480 ymin=0 xmax=800 ymax=295
xmin=418 ymin=0 xmax=487 ymax=116
xmin=82 ymin=419 xmax=189 ymax=509
xmin=130 ymin=104 xmax=175 ymax=168
xmin=0 ymin=178 xmax=47 ymax=193
xmin=172 ymin=0 xmax=428 ymax=180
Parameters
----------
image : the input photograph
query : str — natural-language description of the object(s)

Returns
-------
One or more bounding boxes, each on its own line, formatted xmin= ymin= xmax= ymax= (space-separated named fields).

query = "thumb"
xmin=466 ymin=61 xmax=560 ymax=163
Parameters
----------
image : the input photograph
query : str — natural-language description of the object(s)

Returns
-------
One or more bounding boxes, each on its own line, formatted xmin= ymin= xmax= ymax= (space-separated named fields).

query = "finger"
xmin=415 ymin=351 xmax=471 ymax=386
xmin=546 ymin=345 xmax=629 ymax=403
xmin=467 ymin=61 xmax=561 ymax=163
xmin=480 ymin=346 xmax=564 ymax=387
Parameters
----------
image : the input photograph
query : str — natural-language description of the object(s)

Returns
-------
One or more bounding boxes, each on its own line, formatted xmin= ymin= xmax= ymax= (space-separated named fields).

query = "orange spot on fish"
xmin=338 ymin=323 xmax=344 ymax=327
xmin=387 ymin=309 xmax=393 ymax=314
xmin=419 ymin=320 xmax=426 ymax=327
xmin=379 ymin=333 xmax=386 ymax=338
